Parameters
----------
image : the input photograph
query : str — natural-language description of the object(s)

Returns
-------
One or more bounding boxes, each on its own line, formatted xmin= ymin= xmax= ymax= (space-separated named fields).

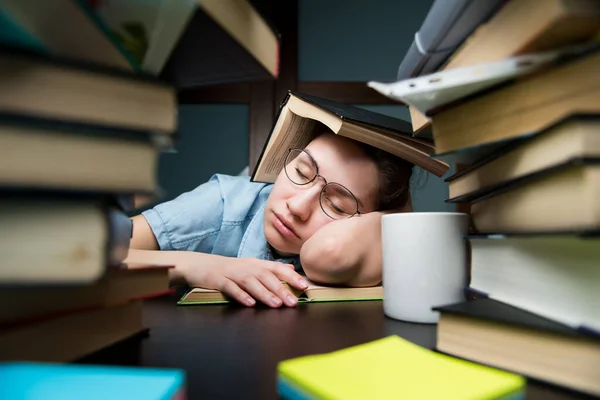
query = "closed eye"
xmin=295 ymin=167 xmax=309 ymax=179
xmin=324 ymin=197 xmax=344 ymax=213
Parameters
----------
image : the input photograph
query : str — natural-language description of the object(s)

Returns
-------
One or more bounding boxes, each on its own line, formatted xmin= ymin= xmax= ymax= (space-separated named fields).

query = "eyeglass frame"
xmin=283 ymin=148 xmax=361 ymax=219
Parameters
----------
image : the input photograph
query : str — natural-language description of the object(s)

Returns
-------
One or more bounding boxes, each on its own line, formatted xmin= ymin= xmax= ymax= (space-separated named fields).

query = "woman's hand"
xmin=125 ymin=249 xmax=308 ymax=308
xmin=187 ymin=255 xmax=309 ymax=308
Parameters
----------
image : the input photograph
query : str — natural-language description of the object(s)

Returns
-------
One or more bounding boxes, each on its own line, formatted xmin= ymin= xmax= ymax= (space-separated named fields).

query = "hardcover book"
xmin=251 ymin=91 xmax=449 ymax=183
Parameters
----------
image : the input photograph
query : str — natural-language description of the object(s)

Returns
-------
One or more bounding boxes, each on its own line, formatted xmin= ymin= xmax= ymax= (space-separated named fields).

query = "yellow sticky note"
xmin=278 ymin=336 xmax=525 ymax=400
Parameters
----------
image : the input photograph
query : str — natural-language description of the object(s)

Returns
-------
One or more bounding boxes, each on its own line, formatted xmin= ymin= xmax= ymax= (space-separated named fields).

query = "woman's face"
xmin=264 ymin=133 xmax=380 ymax=255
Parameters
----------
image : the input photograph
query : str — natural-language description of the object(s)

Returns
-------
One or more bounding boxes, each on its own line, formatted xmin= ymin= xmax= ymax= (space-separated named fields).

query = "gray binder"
xmin=397 ymin=0 xmax=506 ymax=79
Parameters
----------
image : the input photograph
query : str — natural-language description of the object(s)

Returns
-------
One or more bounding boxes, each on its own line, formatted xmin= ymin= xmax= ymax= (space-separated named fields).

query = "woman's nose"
xmin=286 ymin=184 xmax=322 ymax=221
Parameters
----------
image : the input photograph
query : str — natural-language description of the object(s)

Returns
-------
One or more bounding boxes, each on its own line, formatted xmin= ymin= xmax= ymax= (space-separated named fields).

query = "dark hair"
xmin=358 ymin=144 xmax=414 ymax=211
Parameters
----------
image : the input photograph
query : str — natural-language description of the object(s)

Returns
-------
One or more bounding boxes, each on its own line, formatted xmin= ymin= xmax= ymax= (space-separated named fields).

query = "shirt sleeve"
xmin=141 ymin=175 xmax=224 ymax=252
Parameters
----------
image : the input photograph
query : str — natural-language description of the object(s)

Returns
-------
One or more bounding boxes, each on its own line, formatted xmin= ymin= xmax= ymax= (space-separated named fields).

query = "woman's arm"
xmin=300 ymin=197 xmax=413 ymax=286
xmin=130 ymin=215 xmax=160 ymax=250
xmin=126 ymin=215 xmax=308 ymax=307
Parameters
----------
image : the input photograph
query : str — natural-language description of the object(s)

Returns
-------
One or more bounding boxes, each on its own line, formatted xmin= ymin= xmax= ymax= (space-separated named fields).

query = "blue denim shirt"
xmin=142 ymin=174 xmax=302 ymax=270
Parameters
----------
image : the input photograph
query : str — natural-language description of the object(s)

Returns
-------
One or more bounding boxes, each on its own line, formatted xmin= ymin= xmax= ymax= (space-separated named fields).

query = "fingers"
xmin=219 ymin=260 xmax=309 ymax=308
xmin=237 ymin=274 xmax=285 ymax=308
xmin=219 ymin=279 xmax=256 ymax=307
xmin=257 ymin=269 xmax=299 ymax=307
xmin=271 ymin=263 xmax=309 ymax=291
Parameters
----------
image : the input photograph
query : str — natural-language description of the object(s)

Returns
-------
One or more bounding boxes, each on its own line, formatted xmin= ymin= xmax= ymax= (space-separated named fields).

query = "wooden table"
xmin=80 ymin=292 xmax=594 ymax=400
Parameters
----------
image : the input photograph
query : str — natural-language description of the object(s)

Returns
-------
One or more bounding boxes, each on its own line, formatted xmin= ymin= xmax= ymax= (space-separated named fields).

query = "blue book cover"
xmin=0 ymin=8 xmax=47 ymax=54
xmin=0 ymin=362 xmax=185 ymax=400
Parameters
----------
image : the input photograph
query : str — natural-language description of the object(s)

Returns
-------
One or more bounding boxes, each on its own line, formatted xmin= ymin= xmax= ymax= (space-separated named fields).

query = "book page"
xmin=263 ymin=114 xmax=319 ymax=175
xmin=254 ymin=106 xmax=323 ymax=182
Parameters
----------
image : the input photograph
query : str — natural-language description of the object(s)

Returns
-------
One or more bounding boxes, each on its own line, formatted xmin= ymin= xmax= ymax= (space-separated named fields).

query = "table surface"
xmin=80 ymin=292 xmax=595 ymax=400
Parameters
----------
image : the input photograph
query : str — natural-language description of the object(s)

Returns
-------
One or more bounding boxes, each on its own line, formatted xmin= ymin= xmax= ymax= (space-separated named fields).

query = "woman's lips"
xmin=273 ymin=213 xmax=299 ymax=239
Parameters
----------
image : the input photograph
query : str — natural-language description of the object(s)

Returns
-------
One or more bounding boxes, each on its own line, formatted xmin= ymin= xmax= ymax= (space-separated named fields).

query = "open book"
xmin=177 ymin=280 xmax=382 ymax=305
xmin=250 ymin=91 xmax=449 ymax=183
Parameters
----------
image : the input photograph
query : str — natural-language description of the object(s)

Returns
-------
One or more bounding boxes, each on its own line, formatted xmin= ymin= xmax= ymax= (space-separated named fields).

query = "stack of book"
xmin=370 ymin=0 xmax=600 ymax=396
xmin=0 ymin=0 xmax=278 ymax=364
xmin=0 ymin=4 xmax=176 ymax=362
xmin=405 ymin=0 xmax=600 ymax=136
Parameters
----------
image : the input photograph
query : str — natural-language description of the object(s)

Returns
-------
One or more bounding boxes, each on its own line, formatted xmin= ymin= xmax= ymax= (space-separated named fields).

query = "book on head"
xmin=250 ymin=91 xmax=449 ymax=183
xmin=177 ymin=279 xmax=382 ymax=305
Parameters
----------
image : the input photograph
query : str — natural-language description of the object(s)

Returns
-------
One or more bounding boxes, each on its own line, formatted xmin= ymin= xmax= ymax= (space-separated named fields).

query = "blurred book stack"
xmin=0 ymin=0 xmax=278 ymax=365
xmin=370 ymin=0 xmax=600 ymax=396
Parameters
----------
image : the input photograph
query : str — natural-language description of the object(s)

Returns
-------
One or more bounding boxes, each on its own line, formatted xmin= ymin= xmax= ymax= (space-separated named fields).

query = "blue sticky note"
xmin=0 ymin=362 xmax=185 ymax=400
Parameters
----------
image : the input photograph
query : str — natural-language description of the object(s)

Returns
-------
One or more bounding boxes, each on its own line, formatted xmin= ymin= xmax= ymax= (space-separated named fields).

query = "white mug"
xmin=382 ymin=212 xmax=469 ymax=324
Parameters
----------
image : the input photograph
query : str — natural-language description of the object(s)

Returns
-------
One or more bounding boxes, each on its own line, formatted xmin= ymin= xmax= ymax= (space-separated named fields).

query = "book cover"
xmin=251 ymin=91 xmax=449 ymax=183
xmin=434 ymin=298 xmax=600 ymax=339
xmin=431 ymin=49 xmax=600 ymax=154
xmin=0 ymin=49 xmax=177 ymax=135
xmin=435 ymin=298 xmax=600 ymax=396
xmin=291 ymin=92 xmax=414 ymax=134
xmin=159 ymin=0 xmax=279 ymax=88
xmin=0 ymin=301 xmax=146 ymax=362
xmin=442 ymin=114 xmax=600 ymax=179
xmin=447 ymin=157 xmax=600 ymax=203
xmin=0 ymin=263 xmax=173 ymax=327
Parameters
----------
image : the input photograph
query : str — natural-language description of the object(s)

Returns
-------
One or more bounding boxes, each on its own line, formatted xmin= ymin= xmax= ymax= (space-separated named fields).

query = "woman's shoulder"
xmin=210 ymin=173 xmax=272 ymax=195
xmin=210 ymin=173 xmax=273 ymax=218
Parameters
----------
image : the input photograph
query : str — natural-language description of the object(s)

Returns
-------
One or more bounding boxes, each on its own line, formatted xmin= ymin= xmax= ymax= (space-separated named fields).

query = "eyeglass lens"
xmin=284 ymin=149 xmax=358 ymax=219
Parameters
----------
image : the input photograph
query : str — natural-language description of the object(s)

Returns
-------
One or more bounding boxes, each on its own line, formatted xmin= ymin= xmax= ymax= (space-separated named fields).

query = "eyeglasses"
xmin=284 ymin=148 xmax=360 ymax=219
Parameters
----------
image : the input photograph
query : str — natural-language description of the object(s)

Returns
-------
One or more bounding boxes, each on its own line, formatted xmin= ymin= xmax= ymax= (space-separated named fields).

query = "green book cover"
xmin=177 ymin=281 xmax=383 ymax=305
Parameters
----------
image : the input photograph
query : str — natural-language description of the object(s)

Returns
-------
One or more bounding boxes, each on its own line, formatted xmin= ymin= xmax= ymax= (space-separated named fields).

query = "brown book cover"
xmin=446 ymin=115 xmax=600 ymax=202
xmin=0 ymin=300 xmax=145 ymax=362
xmin=469 ymin=160 xmax=600 ymax=234
xmin=0 ymin=264 xmax=172 ymax=327
xmin=0 ymin=50 xmax=176 ymax=135
xmin=431 ymin=50 xmax=600 ymax=154
xmin=414 ymin=0 xmax=600 ymax=135
xmin=443 ymin=0 xmax=600 ymax=70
